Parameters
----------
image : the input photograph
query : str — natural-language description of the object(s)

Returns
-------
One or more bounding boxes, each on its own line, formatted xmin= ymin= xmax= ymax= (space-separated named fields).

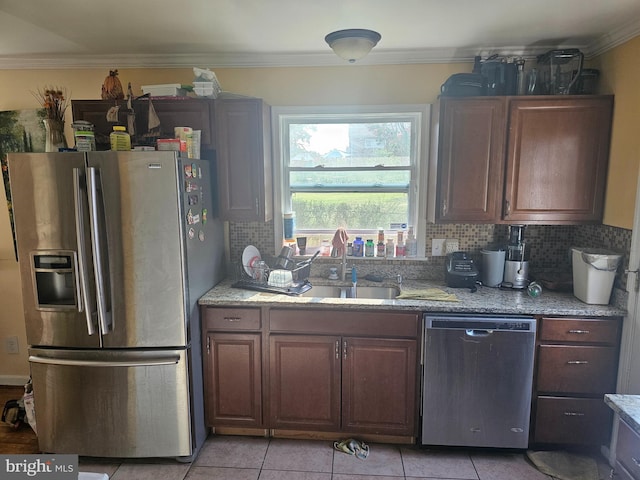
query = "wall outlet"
xmin=5 ymin=336 xmax=19 ymax=354
xmin=431 ymin=238 xmax=446 ymax=256
xmin=445 ymin=239 xmax=459 ymax=254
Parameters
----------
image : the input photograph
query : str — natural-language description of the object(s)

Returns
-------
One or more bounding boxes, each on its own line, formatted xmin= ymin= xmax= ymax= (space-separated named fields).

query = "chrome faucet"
xmin=341 ymin=248 xmax=348 ymax=282
xmin=396 ymin=273 xmax=403 ymax=288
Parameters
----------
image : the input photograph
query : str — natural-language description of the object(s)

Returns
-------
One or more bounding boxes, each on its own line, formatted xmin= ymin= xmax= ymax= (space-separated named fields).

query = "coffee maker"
xmin=502 ymin=225 xmax=529 ymax=289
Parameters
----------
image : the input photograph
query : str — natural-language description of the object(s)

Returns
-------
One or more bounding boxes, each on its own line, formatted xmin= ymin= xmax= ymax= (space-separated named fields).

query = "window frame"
xmin=272 ymin=104 xmax=430 ymax=257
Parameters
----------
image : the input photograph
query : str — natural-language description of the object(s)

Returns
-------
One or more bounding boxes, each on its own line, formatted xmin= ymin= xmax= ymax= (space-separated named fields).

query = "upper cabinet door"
xmin=435 ymin=98 xmax=506 ymax=223
xmin=503 ymin=96 xmax=613 ymax=224
xmin=215 ymin=98 xmax=273 ymax=222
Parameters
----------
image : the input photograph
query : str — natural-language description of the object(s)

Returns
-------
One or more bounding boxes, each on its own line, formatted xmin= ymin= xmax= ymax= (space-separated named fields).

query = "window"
xmin=272 ymin=105 xmax=429 ymax=256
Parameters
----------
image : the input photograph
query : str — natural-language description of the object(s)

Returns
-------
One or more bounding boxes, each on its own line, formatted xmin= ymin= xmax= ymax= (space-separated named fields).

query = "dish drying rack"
xmin=232 ymin=255 xmax=314 ymax=295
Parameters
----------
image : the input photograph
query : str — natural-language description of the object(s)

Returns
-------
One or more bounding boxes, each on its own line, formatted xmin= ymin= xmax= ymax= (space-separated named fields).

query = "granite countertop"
xmin=199 ymin=277 xmax=626 ymax=317
xmin=605 ymin=394 xmax=640 ymax=434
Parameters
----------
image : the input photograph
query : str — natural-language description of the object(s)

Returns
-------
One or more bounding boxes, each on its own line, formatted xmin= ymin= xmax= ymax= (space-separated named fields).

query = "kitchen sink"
xmin=300 ymin=285 xmax=399 ymax=299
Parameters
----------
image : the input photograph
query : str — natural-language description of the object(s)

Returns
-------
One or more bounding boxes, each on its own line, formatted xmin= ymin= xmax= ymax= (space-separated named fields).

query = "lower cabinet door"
xmin=617 ymin=419 xmax=640 ymax=480
xmin=269 ymin=335 xmax=341 ymax=431
xmin=342 ymin=337 xmax=417 ymax=436
xmin=204 ymin=333 xmax=262 ymax=427
xmin=534 ymin=396 xmax=612 ymax=445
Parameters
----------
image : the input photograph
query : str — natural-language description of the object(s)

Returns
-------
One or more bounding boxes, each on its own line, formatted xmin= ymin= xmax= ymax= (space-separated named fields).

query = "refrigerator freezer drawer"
xmin=29 ymin=348 xmax=194 ymax=458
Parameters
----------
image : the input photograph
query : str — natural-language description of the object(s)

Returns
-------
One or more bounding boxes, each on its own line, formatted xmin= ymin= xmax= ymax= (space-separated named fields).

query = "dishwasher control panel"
xmin=427 ymin=315 xmax=535 ymax=332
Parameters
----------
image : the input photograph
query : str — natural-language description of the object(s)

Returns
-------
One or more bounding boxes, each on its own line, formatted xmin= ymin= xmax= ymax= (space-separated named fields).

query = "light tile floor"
xmin=78 ymin=435 xmax=613 ymax=480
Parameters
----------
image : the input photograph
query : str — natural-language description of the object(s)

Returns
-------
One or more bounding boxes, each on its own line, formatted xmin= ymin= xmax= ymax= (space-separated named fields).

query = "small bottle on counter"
xmin=365 ymin=239 xmax=375 ymax=257
xmin=347 ymin=242 xmax=353 ymax=256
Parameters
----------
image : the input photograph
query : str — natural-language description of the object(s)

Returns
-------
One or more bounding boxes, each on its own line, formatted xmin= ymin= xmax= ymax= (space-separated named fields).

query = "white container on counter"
xmin=571 ymin=247 xmax=622 ymax=304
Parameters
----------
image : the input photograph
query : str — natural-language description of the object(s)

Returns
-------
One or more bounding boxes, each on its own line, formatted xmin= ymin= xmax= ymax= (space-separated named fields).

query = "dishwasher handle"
xmin=466 ymin=329 xmax=493 ymax=337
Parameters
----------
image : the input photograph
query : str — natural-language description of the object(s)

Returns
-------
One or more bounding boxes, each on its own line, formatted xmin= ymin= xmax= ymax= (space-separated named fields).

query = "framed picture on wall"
xmin=0 ymin=109 xmax=46 ymax=260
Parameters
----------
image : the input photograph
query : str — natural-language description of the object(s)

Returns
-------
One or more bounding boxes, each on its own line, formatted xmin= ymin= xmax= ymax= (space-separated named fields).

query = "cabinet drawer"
xmin=617 ymin=419 xmax=640 ymax=479
xmin=534 ymin=396 xmax=612 ymax=445
xmin=203 ymin=307 xmax=261 ymax=331
xmin=537 ymin=344 xmax=617 ymax=394
xmin=540 ymin=317 xmax=619 ymax=344
xmin=269 ymin=309 xmax=419 ymax=337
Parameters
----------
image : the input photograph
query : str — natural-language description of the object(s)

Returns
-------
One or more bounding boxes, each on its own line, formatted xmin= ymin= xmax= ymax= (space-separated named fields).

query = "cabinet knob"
xmin=563 ymin=411 xmax=585 ymax=416
xmin=441 ymin=200 xmax=447 ymax=217
xmin=566 ymin=360 xmax=589 ymax=365
xmin=335 ymin=340 xmax=340 ymax=360
xmin=224 ymin=317 xmax=241 ymax=322
xmin=504 ymin=200 xmax=511 ymax=216
xmin=343 ymin=340 xmax=348 ymax=359
xmin=568 ymin=329 xmax=590 ymax=334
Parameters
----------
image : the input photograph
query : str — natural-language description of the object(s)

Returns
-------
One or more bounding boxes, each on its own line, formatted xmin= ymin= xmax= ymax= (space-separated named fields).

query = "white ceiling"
xmin=1 ymin=0 xmax=640 ymax=69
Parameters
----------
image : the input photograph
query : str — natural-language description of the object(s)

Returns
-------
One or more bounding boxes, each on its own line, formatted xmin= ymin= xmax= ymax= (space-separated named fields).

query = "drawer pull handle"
xmin=567 ymin=360 xmax=589 ymax=365
xmin=633 ymin=457 xmax=640 ymax=467
xmin=563 ymin=411 xmax=585 ymax=416
xmin=223 ymin=317 xmax=241 ymax=322
xmin=568 ymin=329 xmax=590 ymax=334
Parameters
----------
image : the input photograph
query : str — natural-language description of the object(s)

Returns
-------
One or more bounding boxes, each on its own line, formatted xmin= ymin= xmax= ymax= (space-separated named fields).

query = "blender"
xmin=502 ymin=225 xmax=529 ymax=289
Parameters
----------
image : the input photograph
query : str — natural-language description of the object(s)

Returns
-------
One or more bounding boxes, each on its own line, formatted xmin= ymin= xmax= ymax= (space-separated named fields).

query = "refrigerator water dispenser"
xmin=32 ymin=252 xmax=79 ymax=309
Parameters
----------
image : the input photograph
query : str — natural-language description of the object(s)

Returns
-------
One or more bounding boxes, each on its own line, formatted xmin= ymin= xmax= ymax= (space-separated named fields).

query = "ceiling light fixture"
xmin=324 ymin=29 xmax=381 ymax=63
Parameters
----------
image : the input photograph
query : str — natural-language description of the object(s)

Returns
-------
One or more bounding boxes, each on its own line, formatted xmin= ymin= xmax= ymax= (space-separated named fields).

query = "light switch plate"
xmin=431 ymin=239 xmax=446 ymax=256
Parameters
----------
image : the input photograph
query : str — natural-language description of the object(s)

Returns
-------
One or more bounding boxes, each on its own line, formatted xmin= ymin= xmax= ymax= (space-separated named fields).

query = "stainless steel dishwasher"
xmin=421 ymin=314 xmax=536 ymax=448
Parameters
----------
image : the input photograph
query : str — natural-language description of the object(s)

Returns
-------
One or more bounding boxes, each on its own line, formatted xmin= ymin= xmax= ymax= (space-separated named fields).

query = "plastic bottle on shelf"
xmin=365 ymin=239 xmax=375 ymax=257
xmin=396 ymin=231 xmax=406 ymax=258
xmin=405 ymin=226 xmax=417 ymax=257
xmin=110 ymin=126 xmax=131 ymax=151
xmin=353 ymin=237 xmax=364 ymax=257
xmin=385 ymin=238 xmax=395 ymax=258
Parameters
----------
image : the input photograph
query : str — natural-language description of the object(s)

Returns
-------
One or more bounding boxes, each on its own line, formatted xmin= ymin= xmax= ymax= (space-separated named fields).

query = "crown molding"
xmin=0 ymin=27 xmax=637 ymax=69
xmin=585 ymin=17 xmax=640 ymax=58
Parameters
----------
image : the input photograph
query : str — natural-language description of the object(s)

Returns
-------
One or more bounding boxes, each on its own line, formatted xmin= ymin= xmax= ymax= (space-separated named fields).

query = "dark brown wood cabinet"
xmin=432 ymin=97 xmax=507 ymax=223
xmin=613 ymin=419 xmax=640 ymax=480
xmin=533 ymin=316 xmax=621 ymax=446
xmin=214 ymin=98 xmax=273 ymax=222
xmin=504 ymin=96 xmax=613 ymax=223
xmin=430 ymin=95 xmax=613 ymax=224
xmin=269 ymin=334 xmax=341 ymax=431
xmin=202 ymin=307 xmax=263 ymax=428
xmin=342 ymin=337 xmax=416 ymax=435
xmin=268 ymin=309 xmax=419 ymax=437
xmin=71 ymin=98 xmax=215 ymax=151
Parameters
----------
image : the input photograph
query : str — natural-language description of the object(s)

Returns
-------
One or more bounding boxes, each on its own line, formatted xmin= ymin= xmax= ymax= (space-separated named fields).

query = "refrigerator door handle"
xmin=29 ymin=354 xmax=180 ymax=367
xmin=87 ymin=166 xmax=112 ymax=336
xmin=73 ymin=167 xmax=96 ymax=335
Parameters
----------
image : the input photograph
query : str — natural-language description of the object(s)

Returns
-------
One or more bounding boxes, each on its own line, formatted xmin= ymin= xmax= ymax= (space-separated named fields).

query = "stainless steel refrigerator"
xmin=7 ymin=151 xmax=225 ymax=460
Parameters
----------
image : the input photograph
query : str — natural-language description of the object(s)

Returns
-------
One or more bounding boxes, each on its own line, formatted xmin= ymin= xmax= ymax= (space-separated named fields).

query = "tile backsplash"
xmin=228 ymin=221 xmax=632 ymax=292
